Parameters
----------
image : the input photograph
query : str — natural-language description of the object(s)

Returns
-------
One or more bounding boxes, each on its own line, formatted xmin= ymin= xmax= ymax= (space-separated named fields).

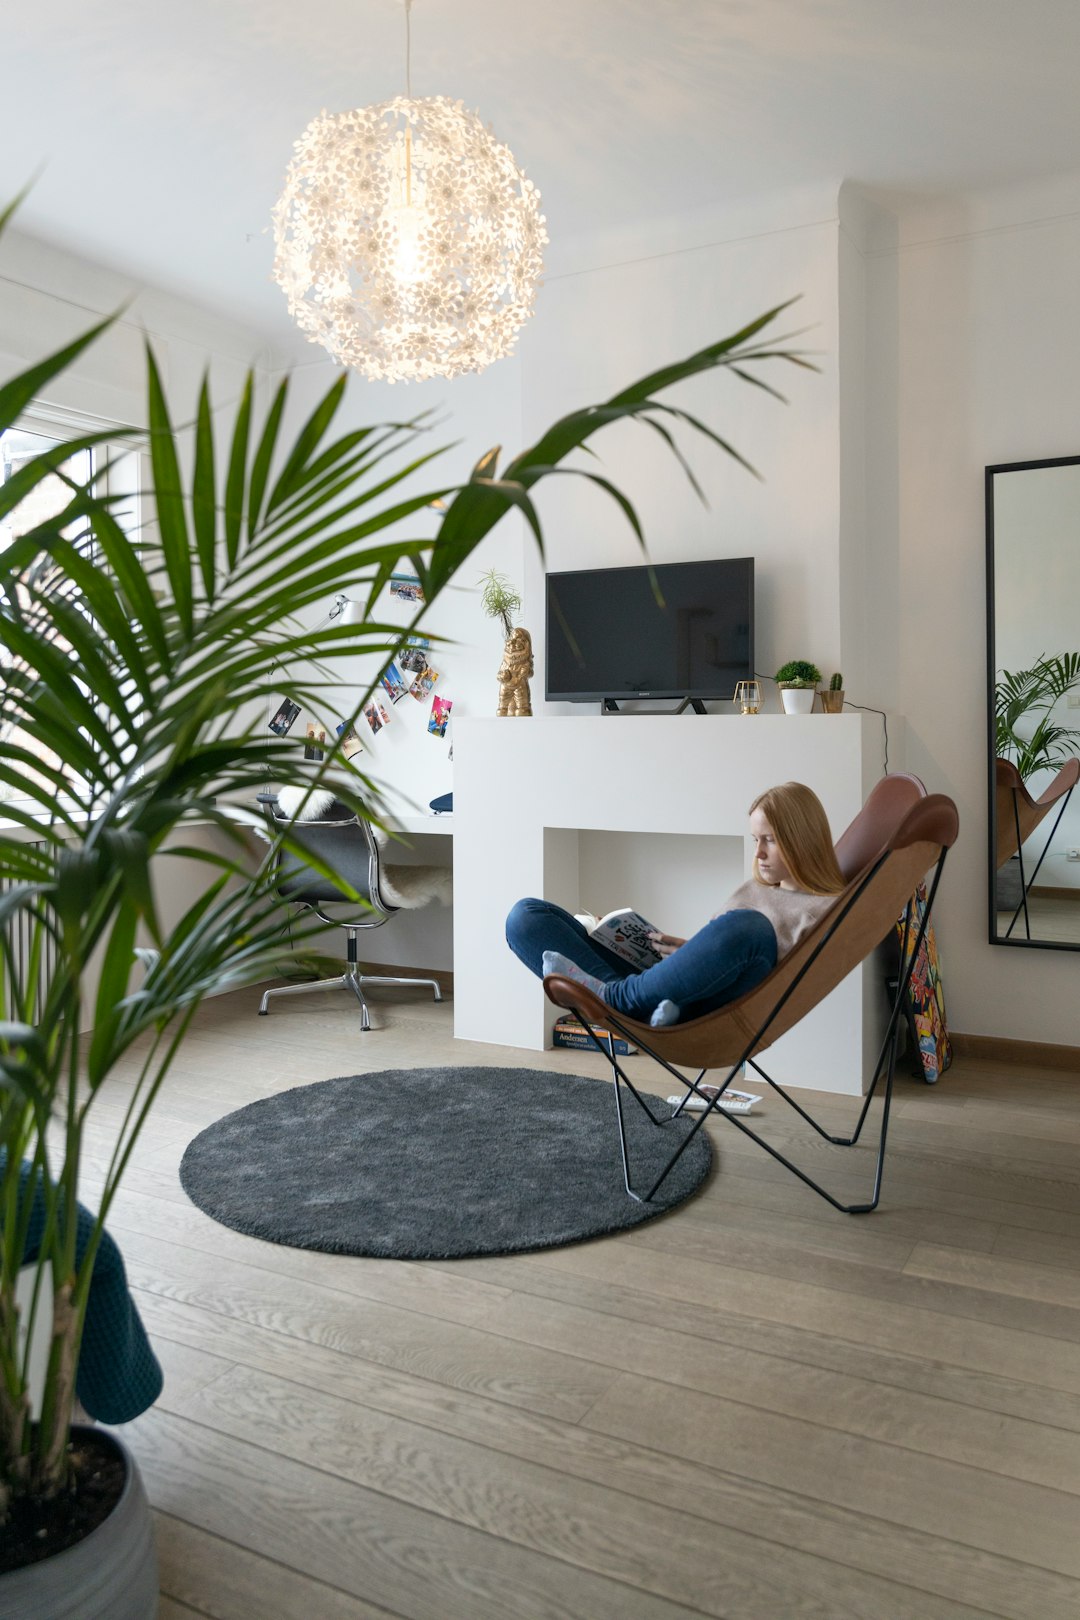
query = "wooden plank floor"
xmin=82 ymin=985 xmax=1080 ymax=1620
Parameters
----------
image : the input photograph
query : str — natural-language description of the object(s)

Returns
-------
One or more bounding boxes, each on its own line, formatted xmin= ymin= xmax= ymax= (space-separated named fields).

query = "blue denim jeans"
xmin=505 ymin=897 xmax=778 ymax=1022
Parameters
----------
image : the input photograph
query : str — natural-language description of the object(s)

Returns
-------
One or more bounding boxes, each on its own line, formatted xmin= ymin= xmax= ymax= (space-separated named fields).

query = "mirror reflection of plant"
xmin=995 ymin=652 xmax=1080 ymax=778
xmin=0 ymin=178 xmax=815 ymax=1522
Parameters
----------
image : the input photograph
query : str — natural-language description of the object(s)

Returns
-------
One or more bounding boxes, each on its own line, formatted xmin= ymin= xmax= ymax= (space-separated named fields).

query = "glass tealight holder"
xmin=734 ymin=680 xmax=761 ymax=715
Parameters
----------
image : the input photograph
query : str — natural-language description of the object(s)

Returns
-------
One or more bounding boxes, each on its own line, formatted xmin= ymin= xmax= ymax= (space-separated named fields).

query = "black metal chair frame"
xmin=1002 ymin=782 xmax=1075 ymax=940
xmin=560 ymin=848 xmax=949 ymax=1215
xmin=257 ymin=798 xmax=443 ymax=1031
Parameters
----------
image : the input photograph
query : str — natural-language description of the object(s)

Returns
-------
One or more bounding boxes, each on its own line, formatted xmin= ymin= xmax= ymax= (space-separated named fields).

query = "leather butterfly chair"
xmin=257 ymin=796 xmax=442 ymax=1031
xmin=995 ymin=757 xmax=1080 ymax=939
xmin=544 ymin=776 xmax=958 ymax=1213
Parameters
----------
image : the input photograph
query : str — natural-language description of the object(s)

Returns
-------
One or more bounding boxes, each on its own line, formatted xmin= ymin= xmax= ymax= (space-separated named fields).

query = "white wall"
xmin=863 ymin=173 xmax=1080 ymax=1044
xmin=15 ymin=175 xmax=1080 ymax=1047
xmin=519 ymin=183 xmax=847 ymax=713
xmin=263 ymin=351 xmax=527 ymax=838
xmin=0 ymin=226 xmax=272 ymax=432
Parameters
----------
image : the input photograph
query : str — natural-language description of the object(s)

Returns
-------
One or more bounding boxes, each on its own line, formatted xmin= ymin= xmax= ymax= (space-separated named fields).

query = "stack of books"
xmin=551 ymin=1014 xmax=638 ymax=1056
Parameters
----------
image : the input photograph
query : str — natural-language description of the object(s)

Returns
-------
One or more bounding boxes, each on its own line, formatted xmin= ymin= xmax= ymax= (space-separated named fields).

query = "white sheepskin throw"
xmin=367 ymin=824 xmax=452 ymax=908
xmin=380 ymin=863 xmax=454 ymax=909
xmin=275 ymin=785 xmax=337 ymax=821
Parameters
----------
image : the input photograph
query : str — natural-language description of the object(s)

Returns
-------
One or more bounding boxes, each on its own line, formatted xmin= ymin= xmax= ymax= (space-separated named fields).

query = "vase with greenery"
xmin=774 ymin=658 xmax=821 ymax=713
xmin=995 ymin=652 xmax=1080 ymax=779
xmin=0 ymin=180 xmax=807 ymax=1597
xmin=478 ymin=569 xmax=534 ymax=716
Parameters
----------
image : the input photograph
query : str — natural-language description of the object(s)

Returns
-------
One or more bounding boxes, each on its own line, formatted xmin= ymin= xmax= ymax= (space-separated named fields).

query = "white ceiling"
xmin=5 ymin=0 xmax=1080 ymax=353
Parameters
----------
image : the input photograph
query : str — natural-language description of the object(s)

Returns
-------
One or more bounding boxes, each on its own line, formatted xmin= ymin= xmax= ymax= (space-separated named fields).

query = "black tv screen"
xmin=546 ymin=558 xmax=754 ymax=702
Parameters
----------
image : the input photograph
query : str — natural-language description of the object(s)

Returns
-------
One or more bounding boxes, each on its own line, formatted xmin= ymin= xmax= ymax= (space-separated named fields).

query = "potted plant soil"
xmin=0 ymin=186 xmax=808 ymax=1612
xmin=775 ymin=659 xmax=822 ymax=713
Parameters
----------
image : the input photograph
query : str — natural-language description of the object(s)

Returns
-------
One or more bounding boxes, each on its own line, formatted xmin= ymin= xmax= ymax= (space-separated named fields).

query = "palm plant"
xmin=0 ymin=191 xmax=809 ymax=1521
xmin=995 ymin=652 xmax=1080 ymax=778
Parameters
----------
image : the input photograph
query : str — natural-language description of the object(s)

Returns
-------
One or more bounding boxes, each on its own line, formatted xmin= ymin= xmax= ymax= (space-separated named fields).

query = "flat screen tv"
xmin=545 ymin=557 xmax=754 ymax=704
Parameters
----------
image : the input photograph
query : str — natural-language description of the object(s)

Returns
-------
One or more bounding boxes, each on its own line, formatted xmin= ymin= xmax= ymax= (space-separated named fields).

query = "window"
xmin=0 ymin=411 xmax=141 ymax=804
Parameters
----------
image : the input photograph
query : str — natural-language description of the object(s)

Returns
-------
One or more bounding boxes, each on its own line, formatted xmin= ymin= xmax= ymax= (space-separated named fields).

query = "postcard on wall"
xmin=409 ymin=664 xmax=440 ymax=701
xmin=389 ymin=572 xmax=425 ymax=604
xmin=268 ymin=697 xmax=301 ymax=737
xmin=399 ymin=644 xmax=429 ymax=674
xmin=380 ymin=660 xmax=408 ymax=703
xmin=336 ymin=721 xmax=364 ymax=760
xmin=428 ymin=695 xmax=453 ymax=738
xmin=363 ymin=700 xmax=392 ymax=735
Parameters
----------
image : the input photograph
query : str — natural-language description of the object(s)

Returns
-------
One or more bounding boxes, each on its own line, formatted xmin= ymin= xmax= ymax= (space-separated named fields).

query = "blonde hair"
xmin=749 ymin=782 xmax=846 ymax=896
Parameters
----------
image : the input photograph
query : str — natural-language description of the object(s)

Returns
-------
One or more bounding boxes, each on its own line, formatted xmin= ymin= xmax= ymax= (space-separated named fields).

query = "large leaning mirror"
xmin=987 ymin=455 xmax=1080 ymax=950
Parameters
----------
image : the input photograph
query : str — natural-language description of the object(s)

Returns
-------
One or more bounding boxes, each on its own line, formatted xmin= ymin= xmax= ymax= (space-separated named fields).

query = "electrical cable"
xmin=755 ymin=673 xmax=890 ymax=775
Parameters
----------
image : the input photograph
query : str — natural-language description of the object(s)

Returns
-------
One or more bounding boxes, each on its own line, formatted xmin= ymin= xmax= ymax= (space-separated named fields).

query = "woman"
xmin=505 ymin=781 xmax=847 ymax=1028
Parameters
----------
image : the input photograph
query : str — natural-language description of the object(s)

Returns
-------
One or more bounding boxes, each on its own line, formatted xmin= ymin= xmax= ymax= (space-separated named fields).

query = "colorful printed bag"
xmin=895 ymin=882 xmax=952 ymax=1083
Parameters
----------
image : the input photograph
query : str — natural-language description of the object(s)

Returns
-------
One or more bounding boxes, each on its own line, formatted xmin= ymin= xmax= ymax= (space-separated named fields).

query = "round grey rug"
xmin=178 ymin=1066 xmax=712 ymax=1259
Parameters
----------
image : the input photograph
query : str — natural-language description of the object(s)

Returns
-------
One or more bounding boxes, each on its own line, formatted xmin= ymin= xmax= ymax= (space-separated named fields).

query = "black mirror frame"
xmin=986 ymin=452 xmax=1080 ymax=953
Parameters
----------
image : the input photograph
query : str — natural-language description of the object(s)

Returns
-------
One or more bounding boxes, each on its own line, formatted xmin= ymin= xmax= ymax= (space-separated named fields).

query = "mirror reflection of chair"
xmin=994 ymin=758 xmax=1080 ymax=940
xmin=257 ymin=795 xmax=443 ymax=1030
xmin=544 ymin=778 xmax=958 ymax=1213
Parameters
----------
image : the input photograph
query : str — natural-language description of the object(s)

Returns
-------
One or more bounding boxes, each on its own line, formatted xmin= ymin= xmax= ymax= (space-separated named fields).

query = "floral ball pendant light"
xmin=272 ymin=3 xmax=547 ymax=384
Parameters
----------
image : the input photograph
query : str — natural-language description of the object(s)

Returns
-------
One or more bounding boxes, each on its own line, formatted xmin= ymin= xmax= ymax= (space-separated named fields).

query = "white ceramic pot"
xmin=779 ymin=686 xmax=816 ymax=715
xmin=0 ymin=1427 xmax=158 ymax=1618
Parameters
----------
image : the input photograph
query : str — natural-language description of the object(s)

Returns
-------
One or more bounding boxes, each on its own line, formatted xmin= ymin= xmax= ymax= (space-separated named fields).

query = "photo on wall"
xmin=409 ymin=664 xmax=440 ymax=702
xmin=268 ymin=697 xmax=301 ymax=736
xmin=389 ymin=572 xmax=425 ymax=604
xmin=379 ymin=660 xmax=408 ymax=703
xmin=428 ymin=694 xmax=453 ymax=738
xmin=363 ymin=700 xmax=392 ymax=735
xmin=336 ymin=722 xmax=364 ymax=760
xmin=399 ymin=644 xmax=429 ymax=674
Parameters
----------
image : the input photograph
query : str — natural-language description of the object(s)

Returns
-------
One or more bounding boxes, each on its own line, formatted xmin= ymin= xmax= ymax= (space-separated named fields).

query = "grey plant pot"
xmin=0 ymin=1427 xmax=158 ymax=1619
xmin=996 ymin=856 xmax=1024 ymax=914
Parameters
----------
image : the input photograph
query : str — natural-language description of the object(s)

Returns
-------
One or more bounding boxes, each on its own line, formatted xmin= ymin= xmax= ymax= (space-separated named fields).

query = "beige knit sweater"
xmin=723 ymin=879 xmax=838 ymax=961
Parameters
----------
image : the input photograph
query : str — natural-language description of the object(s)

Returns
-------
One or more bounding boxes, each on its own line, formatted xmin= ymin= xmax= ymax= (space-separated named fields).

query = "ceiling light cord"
xmin=404 ymin=0 xmax=413 ymax=99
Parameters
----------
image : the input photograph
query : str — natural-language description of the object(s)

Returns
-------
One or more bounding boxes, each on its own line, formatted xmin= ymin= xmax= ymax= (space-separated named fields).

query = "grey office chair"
xmin=257 ymin=795 xmax=443 ymax=1030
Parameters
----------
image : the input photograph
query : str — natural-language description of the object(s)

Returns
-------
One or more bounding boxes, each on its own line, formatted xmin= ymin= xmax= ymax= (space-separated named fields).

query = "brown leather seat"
xmin=994 ymin=757 xmax=1079 ymax=869
xmin=543 ymin=781 xmax=959 ymax=1212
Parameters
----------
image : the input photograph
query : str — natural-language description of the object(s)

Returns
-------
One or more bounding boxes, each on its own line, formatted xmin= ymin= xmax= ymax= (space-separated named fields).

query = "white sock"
xmin=650 ymin=999 xmax=681 ymax=1027
xmin=541 ymin=951 xmax=607 ymax=998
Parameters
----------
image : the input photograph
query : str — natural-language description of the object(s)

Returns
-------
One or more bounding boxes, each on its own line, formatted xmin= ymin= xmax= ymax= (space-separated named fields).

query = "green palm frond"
xmin=995 ymin=652 xmax=1080 ymax=777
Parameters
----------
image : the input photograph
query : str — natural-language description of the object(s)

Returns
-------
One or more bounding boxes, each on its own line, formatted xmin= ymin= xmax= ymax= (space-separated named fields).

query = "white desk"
xmin=452 ymin=714 xmax=891 ymax=1096
xmin=388 ymin=812 xmax=454 ymax=838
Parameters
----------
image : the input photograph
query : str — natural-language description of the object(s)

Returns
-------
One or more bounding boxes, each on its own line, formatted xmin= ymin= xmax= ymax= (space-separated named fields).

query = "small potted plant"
xmin=774 ymin=659 xmax=822 ymax=714
xmin=821 ymin=671 xmax=845 ymax=714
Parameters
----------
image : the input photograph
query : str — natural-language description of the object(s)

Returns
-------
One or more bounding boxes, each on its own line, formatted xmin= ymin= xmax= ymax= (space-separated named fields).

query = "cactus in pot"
xmin=822 ymin=671 xmax=845 ymax=713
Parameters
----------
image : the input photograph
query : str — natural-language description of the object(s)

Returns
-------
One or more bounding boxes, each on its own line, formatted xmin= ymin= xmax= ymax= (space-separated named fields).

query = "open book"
xmin=574 ymin=908 xmax=663 ymax=971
